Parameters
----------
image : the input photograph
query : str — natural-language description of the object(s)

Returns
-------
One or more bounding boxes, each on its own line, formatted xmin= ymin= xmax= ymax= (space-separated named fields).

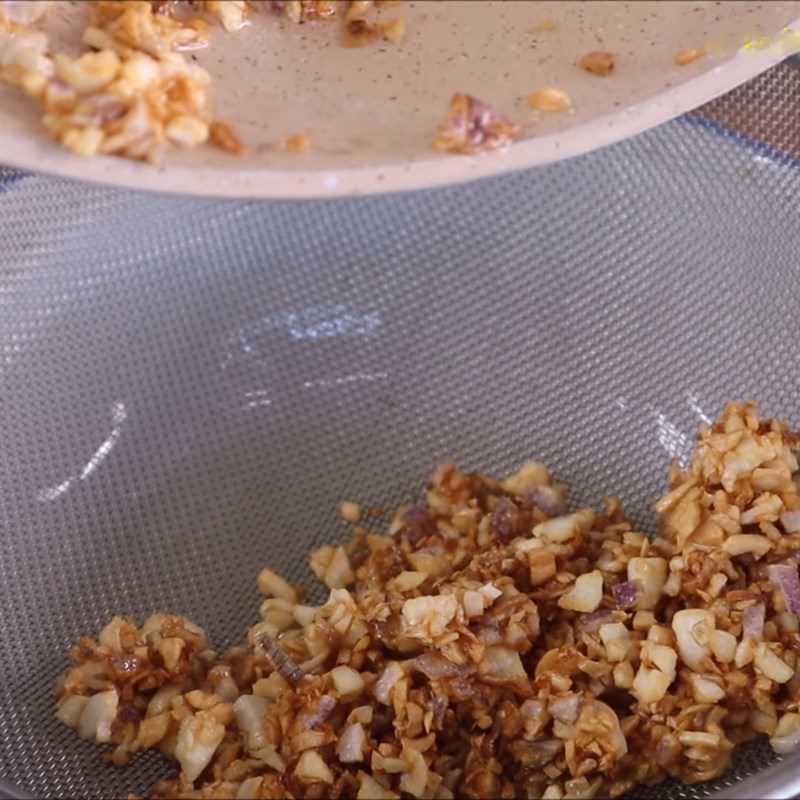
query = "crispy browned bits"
xmin=434 ymin=92 xmax=521 ymax=155
xmin=0 ymin=0 xmax=405 ymax=162
xmin=281 ymin=133 xmax=311 ymax=153
xmin=0 ymin=1 xmax=220 ymax=161
xmin=579 ymin=50 xmax=615 ymax=75
xmin=527 ymin=87 xmax=571 ymax=112
xmin=209 ymin=120 xmax=245 ymax=154
xmin=55 ymin=402 xmax=800 ymax=798
xmin=342 ymin=17 xmax=378 ymax=48
xmin=676 ymin=44 xmax=709 ymax=66
xmin=342 ymin=15 xmax=405 ymax=48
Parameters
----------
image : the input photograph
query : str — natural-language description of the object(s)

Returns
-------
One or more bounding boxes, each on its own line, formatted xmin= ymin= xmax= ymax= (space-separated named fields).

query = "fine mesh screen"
xmin=1 ymin=63 xmax=798 ymax=799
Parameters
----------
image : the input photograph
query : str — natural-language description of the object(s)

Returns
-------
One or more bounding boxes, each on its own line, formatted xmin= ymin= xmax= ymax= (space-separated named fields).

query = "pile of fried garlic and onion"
xmin=55 ymin=401 xmax=800 ymax=799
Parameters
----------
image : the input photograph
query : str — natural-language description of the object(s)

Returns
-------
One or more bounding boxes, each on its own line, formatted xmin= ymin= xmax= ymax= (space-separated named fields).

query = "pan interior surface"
xmin=0 ymin=0 xmax=797 ymax=195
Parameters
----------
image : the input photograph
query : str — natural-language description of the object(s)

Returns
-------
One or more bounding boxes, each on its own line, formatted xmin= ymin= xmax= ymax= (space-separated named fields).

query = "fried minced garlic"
xmin=0 ymin=0 xmax=404 ymax=162
xmin=578 ymin=50 xmax=615 ymax=76
xmin=527 ymin=87 xmax=571 ymax=113
xmin=281 ymin=133 xmax=311 ymax=153
xmin=0 ymin=1 xmax=219 ymax=161
xmin=55 ymin=402 xmax=800 ymax=798
xmin=676 ymin=44 xmax=709 ymax=66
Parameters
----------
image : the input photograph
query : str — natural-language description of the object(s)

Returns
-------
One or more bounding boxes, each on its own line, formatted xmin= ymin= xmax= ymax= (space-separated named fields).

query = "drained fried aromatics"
xmin=578 ymin=50 xmax=615 ymax=75
xmin=0 ymin=0 xmax=405 ymax=162
xmin=281 ymin=133 xmax=312 ymax=153
xmin=527 ymin=87 xmax=571 ymax=113
xmin=0 ymin=1 xmax=221 ymax=161
xmin=676 ymin=44 xmax=709 ymax=66
xmin=55 ymin=402 xmax=800 ymax=798
xmin=434 ymin=92 xmax=520 ymax=155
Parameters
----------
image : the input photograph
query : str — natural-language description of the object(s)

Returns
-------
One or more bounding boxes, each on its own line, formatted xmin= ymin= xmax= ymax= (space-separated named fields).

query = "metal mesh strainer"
xmin=1 ymin=62 xmax=798 ymax=799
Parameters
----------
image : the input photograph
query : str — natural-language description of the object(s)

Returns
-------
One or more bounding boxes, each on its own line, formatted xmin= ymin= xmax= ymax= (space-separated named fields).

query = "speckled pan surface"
xmin=0 ymin=0 xmax=798 ymax=196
